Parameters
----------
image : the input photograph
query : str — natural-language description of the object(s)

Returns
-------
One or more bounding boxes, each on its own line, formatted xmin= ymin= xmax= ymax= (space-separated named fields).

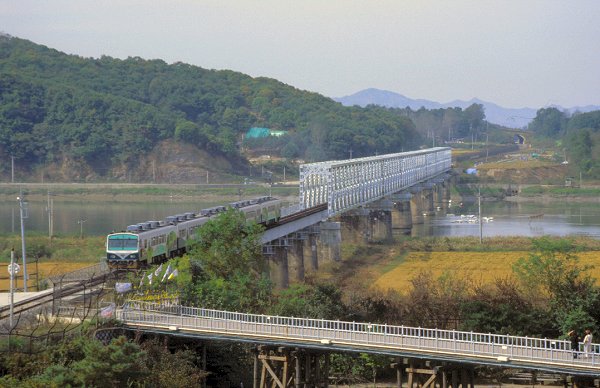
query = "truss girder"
xmin=299 ymin=147 xmax=451 ymax=217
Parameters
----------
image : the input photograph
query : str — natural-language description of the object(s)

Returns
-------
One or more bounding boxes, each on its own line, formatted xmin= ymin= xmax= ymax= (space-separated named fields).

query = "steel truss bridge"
xmin=118 ymin=301 xmax=600 ymax=377
xmin=263 ymin=147 xmax=452 ymax=243
xmin=299 ymin=147 xmax=452 ymax=217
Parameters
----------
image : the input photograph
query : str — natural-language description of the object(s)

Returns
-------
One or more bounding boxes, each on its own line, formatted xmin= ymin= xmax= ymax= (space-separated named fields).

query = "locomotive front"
xmin=106 ymin=232 xmax=140 ymax=268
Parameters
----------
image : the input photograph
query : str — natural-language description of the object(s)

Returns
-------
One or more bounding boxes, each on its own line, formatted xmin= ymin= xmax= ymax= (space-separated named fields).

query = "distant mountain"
xmin=334 ymin=88 xmax=600 ymax=128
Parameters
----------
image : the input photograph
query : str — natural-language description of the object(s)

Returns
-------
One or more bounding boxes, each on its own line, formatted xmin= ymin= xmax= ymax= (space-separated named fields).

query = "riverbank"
xmin=0 ymin=182 xmax=299 ymax=203
xmin=506 ymin=194 xmax=600 ymax=203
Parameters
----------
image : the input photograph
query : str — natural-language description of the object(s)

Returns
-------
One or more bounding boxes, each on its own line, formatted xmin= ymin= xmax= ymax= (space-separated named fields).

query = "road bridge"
xmin=117 ymin=301 xmax=600 ymax=387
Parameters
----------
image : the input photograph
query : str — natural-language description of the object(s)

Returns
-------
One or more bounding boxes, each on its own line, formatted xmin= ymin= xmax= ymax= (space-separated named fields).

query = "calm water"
xmin=2 ymin=198 xmax=600 ymax=239
xmin=0 ymin=198 xmax=226 ymax=236
xmin=411 ymin=200 xmax=600 ymax=238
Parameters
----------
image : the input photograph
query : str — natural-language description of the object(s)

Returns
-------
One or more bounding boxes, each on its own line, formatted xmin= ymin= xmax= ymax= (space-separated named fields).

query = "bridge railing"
xmin=119 ymin=301 xmax=599 ymax=368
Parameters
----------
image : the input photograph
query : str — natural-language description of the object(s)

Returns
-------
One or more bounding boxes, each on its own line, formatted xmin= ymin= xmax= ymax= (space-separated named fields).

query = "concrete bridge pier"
xmin=264 ymin=239 xmax=290 ymax=289
xmin=436 ymin=184 xmax=450 ymax=213
xmin=391 ymin=193 xmax=413 ymax=234
xmin=304 ymin=231 xmax=319 ymax=272
xmin=366 ymin=198 xmax=394 ymax=242
xmin=287 ymin=235 xmax=306 ymax=283
xmin=317 ymin=221 xmax=341 ymax=263
xmin=410 ymin=187 xmax=426 ymax=225
xmin=421 ymin=183 xmax=435 ymax=216
xmin=432 ymin=176 xmax=452 ymax=212
xmin=340 ymin=208 xmax=371 ymax=243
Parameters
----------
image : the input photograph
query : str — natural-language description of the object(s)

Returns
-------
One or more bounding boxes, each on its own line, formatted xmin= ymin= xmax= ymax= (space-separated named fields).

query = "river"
xmin=411 ymin=200 xmax=600 ymax=238
xmin=2 ymin=197 xmax=600 ymax=239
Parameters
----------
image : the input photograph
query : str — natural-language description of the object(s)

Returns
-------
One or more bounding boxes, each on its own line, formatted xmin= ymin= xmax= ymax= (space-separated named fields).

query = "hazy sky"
xmin=1 ymin=0 xmax=599 ymax=109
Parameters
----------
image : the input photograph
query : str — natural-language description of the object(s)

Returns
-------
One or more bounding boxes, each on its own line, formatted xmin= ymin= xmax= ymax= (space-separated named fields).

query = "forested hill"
xmin=0 ymin=34 xmax=422 ymax=182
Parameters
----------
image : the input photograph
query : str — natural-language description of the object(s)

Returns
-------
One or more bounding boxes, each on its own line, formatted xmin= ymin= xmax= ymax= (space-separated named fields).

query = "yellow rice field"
xmin=0 ymin=262 xmax=93 ymax=291
xmin=374 ymin=251 xmax=600 ymax=292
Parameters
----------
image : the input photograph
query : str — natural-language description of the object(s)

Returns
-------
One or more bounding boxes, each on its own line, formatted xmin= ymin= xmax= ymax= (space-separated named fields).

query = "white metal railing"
xmin=118 ymin=301 xmax=600 ymax=371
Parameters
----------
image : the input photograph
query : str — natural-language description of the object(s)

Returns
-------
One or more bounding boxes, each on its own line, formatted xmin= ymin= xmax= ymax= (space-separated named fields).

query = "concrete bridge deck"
xmin=117 ymin=302 xmax=600 ymax=378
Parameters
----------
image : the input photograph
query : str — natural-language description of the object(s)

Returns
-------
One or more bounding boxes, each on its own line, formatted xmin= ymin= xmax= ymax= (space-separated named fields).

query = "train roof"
xmin=110 ymin=196 xmax=281 ymax=236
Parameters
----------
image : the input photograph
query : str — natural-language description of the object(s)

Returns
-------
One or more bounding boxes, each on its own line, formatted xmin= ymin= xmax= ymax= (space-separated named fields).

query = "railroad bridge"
xmin=261 ymin=147 xmax=452 ymax=288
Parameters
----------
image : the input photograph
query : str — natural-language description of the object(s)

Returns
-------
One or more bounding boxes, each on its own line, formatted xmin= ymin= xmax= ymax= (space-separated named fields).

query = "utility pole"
xmin=11 ymin=155 xmax=14 ymax=183
xmin=47 ymin=191 xmax=54 ymax=241
xmin=283 ymin=166 xmax=286 ymax=182
xmin=485 ymin=132 xmax=489 ymax=162
xmin=10 ymin=248 xmax=15 ymax=328
xmin=471 ymin=125 xmax=474 ymax=150
xmin=17 ymin=193 xmax=28 ymax=292
xmin=78 ymin=219 xmax=86 ymax=239
xmin=478 ymin=186 xmax=483 ymax=244
xmin=349 ymin=149 xmax=353 ymax=159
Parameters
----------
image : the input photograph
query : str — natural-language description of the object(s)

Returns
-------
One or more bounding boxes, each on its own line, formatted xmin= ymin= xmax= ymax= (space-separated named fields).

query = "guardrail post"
xmin=384 ymin=323 xmax=387 ymax=344
xmin=471 ymin=331 xmax=474 ymax=354
xmin=453 ymin=329 xmax=456 ymax=351
xmin=400 ymin=325 xmax=404 ymax=346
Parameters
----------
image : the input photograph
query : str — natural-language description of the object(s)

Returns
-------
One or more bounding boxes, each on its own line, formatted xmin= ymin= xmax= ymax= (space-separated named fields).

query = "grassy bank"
xmin=0 ymin=234 xmax=105 ymax=263
xmin=520 ymin=186 xmax=600 ymax=197
xmin=0 ymin=183 xmax=299 ymax=202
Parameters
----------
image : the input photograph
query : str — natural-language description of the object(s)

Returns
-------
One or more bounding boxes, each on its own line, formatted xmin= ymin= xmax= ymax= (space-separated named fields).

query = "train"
xmin=106 ymin=196 xmax=284 ymax=269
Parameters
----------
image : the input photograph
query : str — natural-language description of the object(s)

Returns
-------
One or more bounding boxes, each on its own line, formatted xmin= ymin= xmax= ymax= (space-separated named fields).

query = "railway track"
xmin=0 ymin=271 xmax=113 ymax=321
xmin=266 ymin=203 xmax=328 ymax=228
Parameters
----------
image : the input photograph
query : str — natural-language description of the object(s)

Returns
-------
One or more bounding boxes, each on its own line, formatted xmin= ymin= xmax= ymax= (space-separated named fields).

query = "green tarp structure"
xmin=245 ymin=127 xmax=271 ymax=138
xmin=245 ymin=127 xmax=288 ymax=138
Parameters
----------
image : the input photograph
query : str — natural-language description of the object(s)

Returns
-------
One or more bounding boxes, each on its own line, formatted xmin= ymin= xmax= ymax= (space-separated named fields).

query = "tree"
xmin=404 ymin=271 xmax=467 ymax=329
xmin=512 ymin=237 xmax=599 ymax=334
xmin=184 ymin=208 xmax=272 ymax=312
xmin=564 ymin=129 xmax=593 ymax=173
xmin=464 ymin=103 xmax=486 ymax=135
xmin=528 ymin=107 xmax=566 ymax=137
xmin=189 ymin=208 xmax=265 ymax=279
xmin=174 ymin=119 xmax=201 ymax=143
xmin=28 ymin=336 xmax=148 ymax=387
xmin=269 ymin=283 xmax=347 ymax=320
xmin=460 ymin=278 xmax=550 ymax=336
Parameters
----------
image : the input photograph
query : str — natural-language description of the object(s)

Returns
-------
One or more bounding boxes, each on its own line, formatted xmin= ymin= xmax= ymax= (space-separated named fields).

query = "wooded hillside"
xmin=0 ymin=35 xmax=424 ymax=182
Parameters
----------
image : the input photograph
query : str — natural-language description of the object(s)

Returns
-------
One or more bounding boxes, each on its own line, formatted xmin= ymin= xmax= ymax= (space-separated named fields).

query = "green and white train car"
xmin=106 ymin=196 xmax=283 ymax=269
